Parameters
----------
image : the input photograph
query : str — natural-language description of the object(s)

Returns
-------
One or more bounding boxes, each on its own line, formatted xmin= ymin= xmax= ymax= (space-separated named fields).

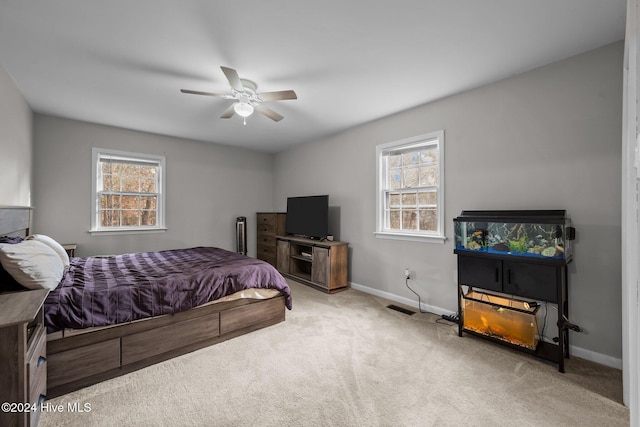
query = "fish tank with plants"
xmin=453 ymin=210 xmax=574 ymax=262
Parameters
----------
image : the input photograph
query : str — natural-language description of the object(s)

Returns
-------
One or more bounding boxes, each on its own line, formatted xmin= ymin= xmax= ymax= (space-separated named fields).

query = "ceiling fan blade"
xmin=255 ymin=104 xmax=284 ymax=122
xmin=220 ymin=104 xmax=236 ymax=119
xmin=220 ymin=66 xmax=245 ymax=92
xmin=180 ymin=89 xmax=226 ymax=97
xmin=258 ymin=90 xmax=298 ymax=101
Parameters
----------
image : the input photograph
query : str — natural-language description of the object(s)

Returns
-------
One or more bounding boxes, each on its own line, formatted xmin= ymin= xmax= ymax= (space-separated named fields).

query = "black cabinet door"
xmin=458 ymin=256 xmax=502 ymax=292
xmin=503 ymin=261 xmax=558 ymax=302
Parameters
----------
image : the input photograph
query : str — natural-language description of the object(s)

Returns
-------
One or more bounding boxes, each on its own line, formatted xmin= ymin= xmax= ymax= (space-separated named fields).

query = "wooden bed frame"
xmin=0 ymin=206 xmax=287 ymax=398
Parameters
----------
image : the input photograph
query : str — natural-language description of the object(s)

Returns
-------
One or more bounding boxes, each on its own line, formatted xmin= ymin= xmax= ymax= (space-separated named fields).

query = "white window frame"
xmin=375 ymin=130 xmax=445 ymax=244
xmin=90 ymin=147 xmax=166 ymax=235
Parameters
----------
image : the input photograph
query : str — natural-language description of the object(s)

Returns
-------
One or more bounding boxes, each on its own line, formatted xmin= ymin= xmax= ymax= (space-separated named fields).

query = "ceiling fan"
xmin=181 ymin=66 xmax=297 ymax=125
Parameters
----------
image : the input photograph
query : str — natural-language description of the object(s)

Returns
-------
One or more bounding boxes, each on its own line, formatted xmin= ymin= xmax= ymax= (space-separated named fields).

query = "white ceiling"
xmin=0 ymin=1 xmax=627 ymax=153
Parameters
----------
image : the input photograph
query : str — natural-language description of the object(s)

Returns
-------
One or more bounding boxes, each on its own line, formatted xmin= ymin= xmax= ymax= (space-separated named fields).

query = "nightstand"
xmin=62 ymin=243 xmax=76 ymax=257
xmin=0 ymin=289 xmax=49 ymax=427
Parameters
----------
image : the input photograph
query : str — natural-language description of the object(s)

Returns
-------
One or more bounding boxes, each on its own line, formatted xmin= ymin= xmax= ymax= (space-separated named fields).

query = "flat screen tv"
xmin=286 ymin=195 xmax=329 ymax=239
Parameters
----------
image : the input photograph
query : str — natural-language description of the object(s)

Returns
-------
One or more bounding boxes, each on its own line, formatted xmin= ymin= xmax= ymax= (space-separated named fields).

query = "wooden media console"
xmin=276 ymin=235 xmax=348 ymax=293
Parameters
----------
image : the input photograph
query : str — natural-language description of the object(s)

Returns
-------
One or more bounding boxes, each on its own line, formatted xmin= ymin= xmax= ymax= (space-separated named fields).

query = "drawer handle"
xmin=37 ymin=356 xmax=47 ymax=367
xmin=38 ymin=394 xmax=46 ymax=405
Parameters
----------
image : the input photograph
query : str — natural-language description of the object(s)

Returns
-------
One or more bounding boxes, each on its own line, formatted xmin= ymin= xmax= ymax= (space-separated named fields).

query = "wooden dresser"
xmin=256 ymin=212 xmax=286 ymax=267
xmin=0 ymin=289 xmax=49 ymax=427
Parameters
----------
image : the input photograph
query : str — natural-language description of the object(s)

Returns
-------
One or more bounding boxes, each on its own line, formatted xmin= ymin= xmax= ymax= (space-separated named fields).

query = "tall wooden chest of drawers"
xmin=256 ymin=212 xmax=286 ymax=267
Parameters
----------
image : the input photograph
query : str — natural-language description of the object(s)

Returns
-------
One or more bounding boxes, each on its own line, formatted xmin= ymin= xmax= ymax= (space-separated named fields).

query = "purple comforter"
xmin=44 ymin=246 xmax=291 ymax=333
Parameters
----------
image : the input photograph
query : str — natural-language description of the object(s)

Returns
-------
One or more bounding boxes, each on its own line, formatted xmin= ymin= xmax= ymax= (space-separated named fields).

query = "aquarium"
xmin=462 ymin=290 xmax=540 ymax=350
xmin=453 ymin=210 xmax=574 ymax=262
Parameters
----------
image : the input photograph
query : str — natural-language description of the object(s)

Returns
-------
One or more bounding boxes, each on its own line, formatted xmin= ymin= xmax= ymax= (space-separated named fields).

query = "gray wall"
xmin=12 ymin=42 xmax=625 ymax=363
xmin=274 ymin=42 xmax=623 ymax=362
xmin=0 ymin=63 xmax=32 ymax=205
xmin=32 ymin=115 xmax=275 ymax=257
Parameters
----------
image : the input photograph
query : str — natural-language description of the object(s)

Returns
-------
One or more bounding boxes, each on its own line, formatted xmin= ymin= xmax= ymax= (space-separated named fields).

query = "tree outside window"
xmin=91 ymin=148 xmax=166 ymax=233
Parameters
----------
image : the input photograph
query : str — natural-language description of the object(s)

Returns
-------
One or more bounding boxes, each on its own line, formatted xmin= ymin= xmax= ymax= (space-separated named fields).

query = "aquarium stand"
xmin=453 ymin=210 xmax=574 ymax=372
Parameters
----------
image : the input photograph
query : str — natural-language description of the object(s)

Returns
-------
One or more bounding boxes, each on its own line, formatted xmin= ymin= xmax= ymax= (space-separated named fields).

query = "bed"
xmin=0 ymin=206 xmax=292 ymax=397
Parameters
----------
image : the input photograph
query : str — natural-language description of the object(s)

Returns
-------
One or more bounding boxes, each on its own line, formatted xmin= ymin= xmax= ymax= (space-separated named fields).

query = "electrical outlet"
xmin=404 ymin=268 xmax=410 ymax=279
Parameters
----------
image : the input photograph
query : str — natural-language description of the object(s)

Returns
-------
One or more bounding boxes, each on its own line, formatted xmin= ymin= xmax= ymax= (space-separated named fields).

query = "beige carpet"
xmin=39 ymin=280 xmax=629 ymax=426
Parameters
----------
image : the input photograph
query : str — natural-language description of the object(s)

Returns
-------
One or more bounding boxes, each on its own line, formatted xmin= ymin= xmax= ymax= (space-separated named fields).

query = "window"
xmin=91 ymin=148 xmax=166 ymax=234
xmin=375 ymin=131 xmax=445 ymax=243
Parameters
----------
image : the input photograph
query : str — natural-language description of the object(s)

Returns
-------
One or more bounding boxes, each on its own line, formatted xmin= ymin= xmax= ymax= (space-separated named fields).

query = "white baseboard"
xmin=349 ymin=281 xmax=455 ymax=317
xmin=349 ymin=281 xmax=623 ymax=370
xmin=569 ymin=345 xmax=622 ymax=370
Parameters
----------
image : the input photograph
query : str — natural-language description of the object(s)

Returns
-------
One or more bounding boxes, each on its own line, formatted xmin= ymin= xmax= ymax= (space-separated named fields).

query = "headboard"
xmin=0 ymin=206 xmax=32 ymax=237
xmin=0 ymin=206 xmax=33 ymax=292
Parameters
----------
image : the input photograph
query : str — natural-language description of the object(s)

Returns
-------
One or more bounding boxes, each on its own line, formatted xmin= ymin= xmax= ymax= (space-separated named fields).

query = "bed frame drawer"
xmin=122 ymin=313 xmax=220 ymax=365
xmin=45 ymin=297 xmax=286 ymax=398
xmin=220 ymin=297 xmax=284 ymax=335
xmin=48 ymin=338 xmax=120 ymax=389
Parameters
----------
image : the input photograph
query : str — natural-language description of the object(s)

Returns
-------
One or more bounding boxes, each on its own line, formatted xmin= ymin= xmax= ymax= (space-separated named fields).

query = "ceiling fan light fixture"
xmin=234 ymin=102 xmax=254 ymax=118
xmin=181 ymin=66 xmax=296 ymax=124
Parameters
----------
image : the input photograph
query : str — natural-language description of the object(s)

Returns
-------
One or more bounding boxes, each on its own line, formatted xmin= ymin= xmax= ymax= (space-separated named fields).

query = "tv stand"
xmin=276 ymin=235 xmax=349 ymax=293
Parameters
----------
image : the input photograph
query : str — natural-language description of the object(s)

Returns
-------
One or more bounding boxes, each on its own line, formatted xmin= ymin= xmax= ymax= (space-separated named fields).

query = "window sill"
xmin=89 ymin=227 xmax=167 ymax=236
xmin=374 ymin=231 xmax=446 ymax=244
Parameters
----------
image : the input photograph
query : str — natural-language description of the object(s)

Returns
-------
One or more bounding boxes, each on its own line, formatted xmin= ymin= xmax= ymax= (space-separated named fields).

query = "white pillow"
xmin=27 ymin=234 xmax=70 ymax=269
xmin=0 ymin=240 xmax=64 ymax=290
